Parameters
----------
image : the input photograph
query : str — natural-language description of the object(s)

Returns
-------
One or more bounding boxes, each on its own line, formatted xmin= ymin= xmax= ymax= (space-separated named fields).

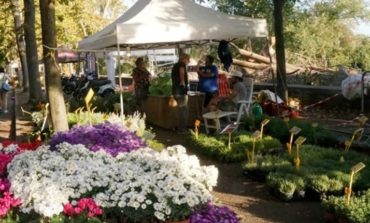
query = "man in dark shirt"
xmin=171 ymin=53 xmax=190 ymax=134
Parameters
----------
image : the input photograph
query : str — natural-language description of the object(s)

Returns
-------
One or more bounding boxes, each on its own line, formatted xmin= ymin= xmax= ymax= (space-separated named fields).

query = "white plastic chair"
xmin=234 ymin=77 xmax=254 ymax=123
xmin=202 ymin=77 xmax=254 ymax=134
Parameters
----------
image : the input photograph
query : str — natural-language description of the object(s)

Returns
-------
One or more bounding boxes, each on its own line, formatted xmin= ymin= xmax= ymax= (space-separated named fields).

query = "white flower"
xmin=8 ymin=143 xmax=219 ymax=220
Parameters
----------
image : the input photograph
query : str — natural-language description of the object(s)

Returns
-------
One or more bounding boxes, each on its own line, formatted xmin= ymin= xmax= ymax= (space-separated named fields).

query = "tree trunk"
xmin=273 ymin=0 xmax=288 ymax=102
xmin=10 ymin=0 xmax=29 ymax=91
xmin=24 ymin=0 xmax=42 ymax=103
xmin=39 ymin=0 xmax=69 ymax=132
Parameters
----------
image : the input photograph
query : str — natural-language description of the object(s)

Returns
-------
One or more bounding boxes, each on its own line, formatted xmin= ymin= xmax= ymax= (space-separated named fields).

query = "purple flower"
xmin=49 ymin=123 xmax=145 ymax=156
xmin=190 ymin=202 xmax=240 ymax=223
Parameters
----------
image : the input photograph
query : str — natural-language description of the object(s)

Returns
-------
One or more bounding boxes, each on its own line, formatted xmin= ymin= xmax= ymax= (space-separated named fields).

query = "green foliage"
xmin=245 ymin=116 xmax=338 ymax=148
xmin=67 ymin=111 xmax=108 ymax=127
xmin=248 ymin=145 xmax=370 ymax=201
xmin=285 ymin=0 xmax=370 ymax=69
xmin=267 ymin=171 xmax=305 ymax=196
xmin=188 ymin=130 xmax=282 ymax=162
xmin=146 ymin=139 xmax=165 ymax=152
xmin=243 ymin=155 xmax=291 ymax=181
xmin=67 ymin=92 xmax=136 ymax=114
xmin=0 ymin=1 xmax=17 ymax=65
xmin=205 ymin=0 xmax=370 ymax=71
xmin=56 ymin=0 xmax=125 ymax=46
xmin=149 ymin=74 xmax=172 ymax=97
xmin=323 ymin=189 xmax=370 ymax=223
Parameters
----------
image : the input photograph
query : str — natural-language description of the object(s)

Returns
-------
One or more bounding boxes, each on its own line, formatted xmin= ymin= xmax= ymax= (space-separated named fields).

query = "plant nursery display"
xmin=188 ymin=131 xmax=282 ymax=162
xmin=323 ymin=189 xmax=370 ymax=223
xmin=243 ymin=116 xmax=338 ymax=148
xmin=243 ymin=145 xmax=370 ymax=201
xmin=0 ymin=123 xmax=241 ymax=222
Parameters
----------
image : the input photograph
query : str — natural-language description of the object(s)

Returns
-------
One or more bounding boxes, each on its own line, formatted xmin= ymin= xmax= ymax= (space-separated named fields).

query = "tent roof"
xmin=78 ymin=0 xmax=268 ymax=50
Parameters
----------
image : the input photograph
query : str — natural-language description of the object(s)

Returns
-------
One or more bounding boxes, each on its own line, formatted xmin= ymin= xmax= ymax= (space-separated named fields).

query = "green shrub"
xmin=188 ymin=131 xmax=282 ymax=162
xmin=323 ymin=189 xmax=370 ymax=223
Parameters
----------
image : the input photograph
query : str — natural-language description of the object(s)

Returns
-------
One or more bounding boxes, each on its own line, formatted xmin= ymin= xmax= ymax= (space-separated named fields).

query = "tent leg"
xmin=117 ymin=44 xmax=124 ymax=117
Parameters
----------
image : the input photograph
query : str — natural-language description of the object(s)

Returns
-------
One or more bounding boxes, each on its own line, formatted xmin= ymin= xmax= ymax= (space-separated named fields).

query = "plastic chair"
xmin=234 ymin=77 xmax=254 ymax=123
xmin=202 ymin=77 xmax=254 ymax=134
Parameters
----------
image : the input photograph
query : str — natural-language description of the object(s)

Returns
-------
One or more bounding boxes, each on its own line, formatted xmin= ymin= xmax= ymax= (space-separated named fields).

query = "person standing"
xmin=197 ymin=55 xmax=218 ymax=108
xmin=132 ymin=57 xmax=151 ymax=111
xmin=0 ymin=67 xmax=11 ymax=113
xmin=171 ymin=53 xmax=190 ymax=134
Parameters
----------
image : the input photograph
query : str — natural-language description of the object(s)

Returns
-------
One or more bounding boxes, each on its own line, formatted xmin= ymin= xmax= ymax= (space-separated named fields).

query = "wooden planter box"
xmin=142 ymin=93 xmax=204 ymax=129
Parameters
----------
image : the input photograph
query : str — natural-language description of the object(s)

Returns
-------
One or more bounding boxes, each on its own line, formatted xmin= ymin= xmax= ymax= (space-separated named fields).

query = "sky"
xmin=122 ymin=0 xmax=370 ymax=36
xmin=354 ymin=23 xmax=370 ymax=36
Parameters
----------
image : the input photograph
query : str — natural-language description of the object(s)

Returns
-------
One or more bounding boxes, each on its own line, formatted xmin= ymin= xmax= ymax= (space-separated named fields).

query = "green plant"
xmin=188 ymin=131 xmax=282 ymax=162
xmin=67 ymin=111 xmax=108 ymax=127
xmin=146 ymin=139 xmax=165 ymax=152
xmin=248 ymin=116 xmax=339 ymax=148
xmin=323 ymin=189 xmax=370 ymax=223
xmin=149 ymin=73 xmax=172 ymax=96
xmin=243 ymin=155 xmax=292 ymax=180
xmin=247 ymin=145 xmax=370 ymax=201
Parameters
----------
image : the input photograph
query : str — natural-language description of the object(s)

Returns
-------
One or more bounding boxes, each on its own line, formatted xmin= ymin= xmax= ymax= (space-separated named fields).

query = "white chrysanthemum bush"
xmin=7 ymin=143 xmax=218 ymax=222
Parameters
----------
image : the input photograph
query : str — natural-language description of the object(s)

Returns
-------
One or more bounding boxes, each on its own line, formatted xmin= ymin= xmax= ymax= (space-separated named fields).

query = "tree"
xmin=55 ymin=0 xmax=125 ymax=46
xmin=204 ymin=0 xmax=294 ymax=101
xmin=39 ymin=0 xmax=68 ymax=132
xmin=9 ymin=0 xmax=29 ymax=90
xmin=273 ymin=0 xmax=288 ymax=102
xmin=24 ymin=0 xmax=42 ymax=103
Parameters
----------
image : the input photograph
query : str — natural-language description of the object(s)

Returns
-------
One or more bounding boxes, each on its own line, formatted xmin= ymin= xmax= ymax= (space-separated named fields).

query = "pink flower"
xmin=63 ymin=203 xmax=75 ymax=216
xmin=0 ymin=154 xmax=13 ymax=176
xmin=0 ymin=191 xmax=21 ymax=217
xmin=74 ymin=206 xmax=83 ymax=215
xmin=77 ymin=198 xmax=89 ymax=209
xmin=63 ymin=198 xmax=103 ymax=219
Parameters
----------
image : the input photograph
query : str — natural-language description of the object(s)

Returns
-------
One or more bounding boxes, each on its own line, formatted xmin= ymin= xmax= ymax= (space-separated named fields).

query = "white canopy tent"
xmin=77 ymin=0 xmax=269 ymax=116
xmin=78 ymin=0 xmax=268 ymax=50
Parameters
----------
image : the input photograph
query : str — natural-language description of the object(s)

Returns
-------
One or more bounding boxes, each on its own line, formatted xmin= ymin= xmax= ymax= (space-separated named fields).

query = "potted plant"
xmin=190 ymin=202 xmax=240 ymax=223
xmin=277 ymin=180 xmax=296 ymax=201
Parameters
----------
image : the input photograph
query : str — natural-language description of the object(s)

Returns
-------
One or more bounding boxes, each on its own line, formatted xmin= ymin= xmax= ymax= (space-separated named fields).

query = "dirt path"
xmin=0 ymin=90 xmax=33 ymax=141
xmin=153 ymin=127 xmax=324 ymax=223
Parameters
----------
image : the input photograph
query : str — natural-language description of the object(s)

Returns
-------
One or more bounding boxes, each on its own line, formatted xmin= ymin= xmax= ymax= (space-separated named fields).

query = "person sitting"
xmin=197 ymin=55 xmax=218 ymax=108
xmin=207 ymin=70 xmax=246 ymax=112
xmin=132 ymin=57 xmax=151 ymax=110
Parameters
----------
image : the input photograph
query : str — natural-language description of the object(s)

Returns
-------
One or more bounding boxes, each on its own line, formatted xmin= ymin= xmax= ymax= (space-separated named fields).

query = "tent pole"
xmin=117 ymin=43 xmax=124 ymax=117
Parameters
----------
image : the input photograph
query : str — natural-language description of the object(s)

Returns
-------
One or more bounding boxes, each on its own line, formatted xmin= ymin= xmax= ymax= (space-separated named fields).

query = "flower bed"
xmin=188 ymin=131 xmax=282 ymax=162
xmin=0 ymin=123 xmax=240 ymax=222
xmin=49 ymin=123 xmax=145 ymax=156
xmin=243 ymin=145 xmax=370 ymax=201
xmin=7 ymin=143 xmax=219 ymax=222
xmin=323 ymin=189 xmax=370 ymax=223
